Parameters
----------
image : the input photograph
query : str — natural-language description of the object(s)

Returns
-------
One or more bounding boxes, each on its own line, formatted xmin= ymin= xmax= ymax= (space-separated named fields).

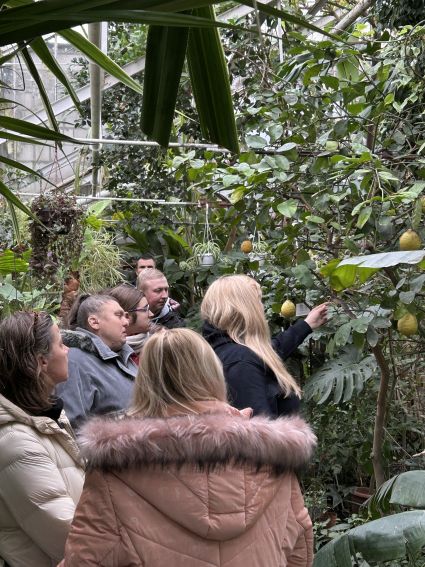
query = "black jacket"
xmin=202 ymin=320 xmax=312 ymax=418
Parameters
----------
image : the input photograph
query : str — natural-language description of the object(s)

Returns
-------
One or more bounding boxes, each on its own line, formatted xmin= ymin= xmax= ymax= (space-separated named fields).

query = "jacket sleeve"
xmin=272 ymin=320 xmax=312 ymax=360
xmin=64 ymin=471 xmax=138 ymax=567
xmin=225 ymin=360 xmax=275 ymax=417
xmin=56 ymin=358 xmax=97 ymax=430
xmin=0 ymin=429 xmax=78 ymax=564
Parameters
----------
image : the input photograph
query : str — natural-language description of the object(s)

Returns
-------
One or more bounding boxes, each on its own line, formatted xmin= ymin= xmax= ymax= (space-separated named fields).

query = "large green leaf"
xmin=0 ymin=249 xmax=29 ymax=275
xmin=369 ymin=471 xmax=425 ymax=518
xmin=20 ymin=44 xmax=59 ymax=133
xmin=29 ymin=36 xmax=82 ymax=115
xmin=304 ymin=347 xmax=377 ymax=404
xmin=0 ymin=155 xmax=55 ymax=186
xmin=339 ymin=250 xmax=425 ymax=269
xmin=0 ymin=180 xmax=36 ymax=218
xmin=314 ymin=511 xmax=425 ymax=566
xmin=187 ymin=5 xmax=239 ymax=154
xmin=59 ymin=28 xmax=144 ymax=96
xmin=0 ymin=115 xmax=81 ymax=143
xmin=141 ymin=25 xmax=189 ymax=146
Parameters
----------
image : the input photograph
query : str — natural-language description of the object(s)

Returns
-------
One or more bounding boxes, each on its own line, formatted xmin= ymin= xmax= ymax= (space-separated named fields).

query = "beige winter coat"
xmin=63 ymin=401 xmax=316 ymax=567
xmin=0 ymin=394 xmax=84 ymax=567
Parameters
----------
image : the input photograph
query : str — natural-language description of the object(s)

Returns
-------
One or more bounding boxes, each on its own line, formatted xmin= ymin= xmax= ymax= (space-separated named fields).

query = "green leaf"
xmin=29 ymin=36 xmax=83 ymax=115
xmin=0 ymin=281 xmax=24 ymax=301
xmin=141 ymin=25 xmax=188 ymax=146
xmin=277 ymin=199 xmax=298 ymax=218
xmin=304 ymin=347 xmax=376 ymax=404
xmin=314 ymin=511 xmax=425 ymax=565
xmin=20 ymin=44 xmax=59 ymax=134
xmin=356 ymin=205 xmax=372 ymax=229
xmin=0 ymin=115 xmax=81 ymax=143
xmin=187 ymin=6 xmax=239 ymax=153
xmin=0 ymin=249 xmax=29 ymax=275
xmin=339 ymin=251 xmax=425 ymax=269
xmin=245 ymin=135 xmax=267 ymax=149
xmin=60 ymin=28 xmax=144 ymax=95
xmin=0 ymin=180 xmax=36 ymax=218
xmin=0 ymin=155 xmax=55 ymax=186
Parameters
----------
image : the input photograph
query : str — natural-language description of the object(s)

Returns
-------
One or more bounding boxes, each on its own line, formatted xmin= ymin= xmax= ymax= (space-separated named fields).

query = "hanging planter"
xmin=192 ymin=203 xmax=221 ymax=267
xmin=248 ymin=232 xmax=269 ymax=269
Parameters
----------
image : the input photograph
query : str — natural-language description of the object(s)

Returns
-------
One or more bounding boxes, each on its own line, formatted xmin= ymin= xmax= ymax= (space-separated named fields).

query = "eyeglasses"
xmin=128 ymin=304 xmax=150 ymax=313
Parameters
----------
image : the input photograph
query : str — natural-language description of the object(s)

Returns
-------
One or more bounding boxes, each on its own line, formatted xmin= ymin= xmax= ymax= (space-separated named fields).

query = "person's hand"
xmin=305 ymin=303 xmax=328 ymax=330
xmin=169 ymin=298 xmax=181 ymax=312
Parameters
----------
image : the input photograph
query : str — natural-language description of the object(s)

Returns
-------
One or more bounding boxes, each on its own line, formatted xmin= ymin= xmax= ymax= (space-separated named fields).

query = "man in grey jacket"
xmin=57 ymin=294 xmax=138 ymax=429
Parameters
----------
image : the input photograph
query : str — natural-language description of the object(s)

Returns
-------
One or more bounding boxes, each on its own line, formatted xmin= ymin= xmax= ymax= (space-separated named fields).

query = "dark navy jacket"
xmin=202 ymin=320 xmax=312 ymax=418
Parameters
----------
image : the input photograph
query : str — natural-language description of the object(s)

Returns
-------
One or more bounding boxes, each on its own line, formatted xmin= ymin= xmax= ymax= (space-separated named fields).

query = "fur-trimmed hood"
xmin=79 ymin=412 xmax=316 ymax=475
xmin=77 ymin=410 xmax=316 ymax=541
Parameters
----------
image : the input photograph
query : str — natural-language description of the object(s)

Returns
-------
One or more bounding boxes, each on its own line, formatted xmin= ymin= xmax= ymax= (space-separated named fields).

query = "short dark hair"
xmin=0 ymin=311 xmax=54 ymax=413
xmin=136 ymin=254 xmax=156 ymax=266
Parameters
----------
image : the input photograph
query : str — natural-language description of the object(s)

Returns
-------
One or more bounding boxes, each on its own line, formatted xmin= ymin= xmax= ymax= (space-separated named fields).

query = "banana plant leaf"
xmin=369 ymin=471 xmax=425 ymax=518
xmin=314 ymin=511 xmax=425 ymax=566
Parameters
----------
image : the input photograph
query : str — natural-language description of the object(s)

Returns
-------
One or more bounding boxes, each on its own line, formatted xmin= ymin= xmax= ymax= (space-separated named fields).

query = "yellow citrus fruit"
xmin=280 ymin=299 xmax=296 ymax=318
xmin=240 ymin=240 xmax=253 ymax=254
xmin=399 ymin=229 xmax=421 ymax=251
xmin=397 ymin=313 xmax=418 ymax=336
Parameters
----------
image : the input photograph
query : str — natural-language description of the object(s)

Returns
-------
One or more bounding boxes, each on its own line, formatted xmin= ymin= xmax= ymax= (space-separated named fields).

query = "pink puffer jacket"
xmin=63 ymin=402 xmax=316 ymax=567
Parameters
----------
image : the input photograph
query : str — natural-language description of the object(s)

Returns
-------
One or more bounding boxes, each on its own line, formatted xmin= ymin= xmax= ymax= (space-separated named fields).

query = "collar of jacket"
xmin=201 ymin=321 xmax=233 ymax=349
xmin=152 ymin=299 xmax=172 ymax=323
xmin=62 ymin=328 xmax=135 ymax=366
xmin=78 ymin=407 xmax=316 ymax=475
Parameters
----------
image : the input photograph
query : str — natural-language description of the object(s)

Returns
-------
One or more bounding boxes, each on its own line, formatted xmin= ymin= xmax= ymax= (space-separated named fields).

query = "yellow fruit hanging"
xmin=397 ymin=313 xmax=418 ymax=336
xmin=399 ymin=229 xmax=421 ymax=251
xmin=280 ymin=300 xmax=296 ymax=318
xmin=240 ymin=240 xmax=253 ymax=254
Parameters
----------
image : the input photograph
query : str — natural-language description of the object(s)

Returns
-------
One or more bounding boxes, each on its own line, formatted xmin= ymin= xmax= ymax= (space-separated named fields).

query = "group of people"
xmin=0 ymin=255 xmax=328 ymax=567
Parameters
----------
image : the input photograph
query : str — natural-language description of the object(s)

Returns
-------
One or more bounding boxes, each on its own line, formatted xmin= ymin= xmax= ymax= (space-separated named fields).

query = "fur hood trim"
xmin=78 ymin=413 xmax=316 ymax=475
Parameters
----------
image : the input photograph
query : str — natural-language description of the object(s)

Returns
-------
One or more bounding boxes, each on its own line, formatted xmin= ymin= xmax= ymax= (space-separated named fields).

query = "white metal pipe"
xmin=74 ymin=137 xmax=231 ymax=152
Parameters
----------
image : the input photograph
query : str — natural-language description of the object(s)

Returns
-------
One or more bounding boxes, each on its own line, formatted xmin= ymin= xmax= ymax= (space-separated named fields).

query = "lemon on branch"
xmin=399 ymin=229 xmax=421 ymax=251
xmin=280 ymin=300 xmax=296 ymax=318
xmin=240 ymin=240 xmax=253 ymax=254
xmin=397 ymin=313 xmax=418 ymax=336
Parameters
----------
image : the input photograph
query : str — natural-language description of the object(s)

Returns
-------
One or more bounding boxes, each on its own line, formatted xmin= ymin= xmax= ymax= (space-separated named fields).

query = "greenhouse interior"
xmin=1 ymin=0 xmax=425 ymax=565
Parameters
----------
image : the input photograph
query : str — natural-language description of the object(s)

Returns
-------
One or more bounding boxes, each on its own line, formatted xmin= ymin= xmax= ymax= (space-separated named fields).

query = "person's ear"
xmin=38 ymin=354 xmax=49 ymax=373
xmin=88 ymin=314 xmax=100 ymax=332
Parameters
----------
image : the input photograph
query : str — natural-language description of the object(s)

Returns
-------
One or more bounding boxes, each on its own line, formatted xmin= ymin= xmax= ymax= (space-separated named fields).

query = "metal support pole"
xmin=88 ymin=22 xmax=106 ymax=196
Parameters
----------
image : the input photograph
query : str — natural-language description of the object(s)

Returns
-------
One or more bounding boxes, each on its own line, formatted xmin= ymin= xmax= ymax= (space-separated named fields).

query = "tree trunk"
xmin=371 ymin=343 xmax=391 ymax=488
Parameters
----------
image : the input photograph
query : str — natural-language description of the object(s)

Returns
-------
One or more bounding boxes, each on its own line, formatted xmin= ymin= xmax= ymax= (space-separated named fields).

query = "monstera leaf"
xmin=304 ymin=347 xmax=377 ymax=404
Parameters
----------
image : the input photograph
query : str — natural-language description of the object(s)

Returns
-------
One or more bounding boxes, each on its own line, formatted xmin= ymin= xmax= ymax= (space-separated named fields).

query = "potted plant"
xmin=193 ymin=241 xmax=221 ymax=266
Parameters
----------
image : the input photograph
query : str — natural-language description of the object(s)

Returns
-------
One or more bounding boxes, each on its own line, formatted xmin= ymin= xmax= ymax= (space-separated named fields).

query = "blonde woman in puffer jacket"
xmin=62 ymin=328 xmax=316 ymax=567
xmin=0 ymin=312 xmax=84 ymax=567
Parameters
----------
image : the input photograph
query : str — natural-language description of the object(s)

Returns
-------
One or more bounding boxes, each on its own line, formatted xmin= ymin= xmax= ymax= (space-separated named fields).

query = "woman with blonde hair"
xmin=62 ymin=328 xmax=316 ymax=567
xmin=201 ymin=275 xmax=327 ymax=418
xmin=0 ymin=311 xmax=84 ymax=567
